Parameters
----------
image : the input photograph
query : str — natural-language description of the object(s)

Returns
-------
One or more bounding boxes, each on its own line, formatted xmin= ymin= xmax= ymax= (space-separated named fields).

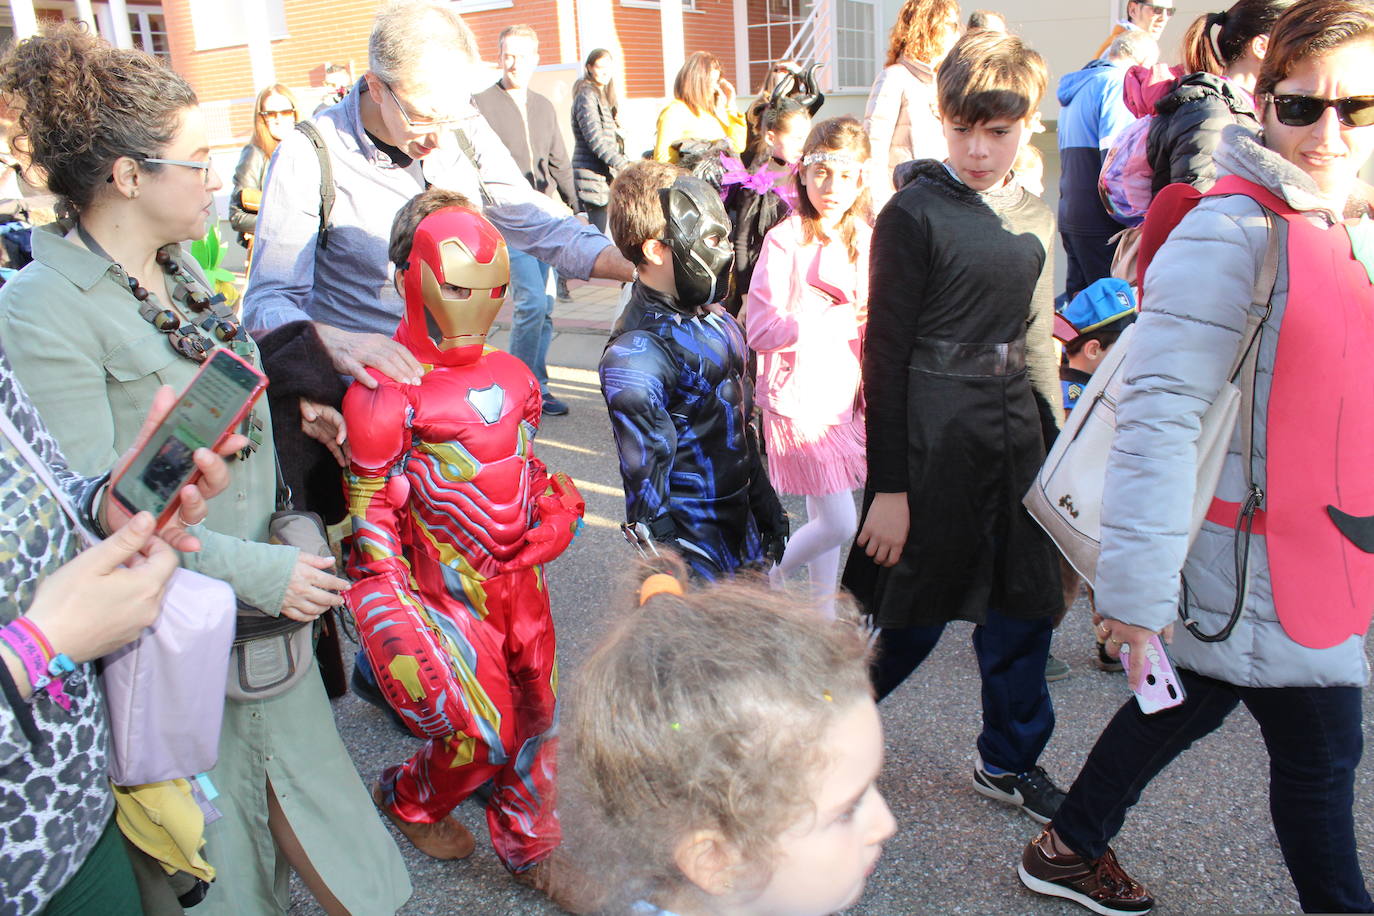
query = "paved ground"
xmin=290 ymin=305 xmax=1374 ymax=916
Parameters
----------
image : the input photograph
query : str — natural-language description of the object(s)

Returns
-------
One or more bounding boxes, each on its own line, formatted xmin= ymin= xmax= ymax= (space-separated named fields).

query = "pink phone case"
xmin=1118 ymin=635 xmax=1186 ymax=714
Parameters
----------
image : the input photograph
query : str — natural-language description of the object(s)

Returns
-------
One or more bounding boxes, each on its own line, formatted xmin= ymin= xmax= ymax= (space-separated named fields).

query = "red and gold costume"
xmin=342 ymin=205 xmax=583 ymax=871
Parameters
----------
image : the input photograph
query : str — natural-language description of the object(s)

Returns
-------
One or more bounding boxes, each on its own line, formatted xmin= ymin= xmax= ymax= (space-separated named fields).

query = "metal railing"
xmin=780 ymin=0 xmax=835 ymax=92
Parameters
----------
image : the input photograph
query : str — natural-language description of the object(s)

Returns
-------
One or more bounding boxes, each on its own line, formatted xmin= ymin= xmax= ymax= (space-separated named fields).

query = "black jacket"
xmin=472 ymin=82 xmax=577 ymax=208
xmin=570 ymin=80 xmax=630 ymax=209
xmin=1146 ymin=72 xmax=1259 ymax=195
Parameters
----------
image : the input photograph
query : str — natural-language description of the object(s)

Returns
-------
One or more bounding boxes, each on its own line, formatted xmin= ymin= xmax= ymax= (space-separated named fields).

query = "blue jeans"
xmin=872 ymin=608 xmax=1056 ymax=774
xmin=1053 ymin=668 xmax=1371 ymax=913
xmin=506 ymin=247 xmax=553 ymax=395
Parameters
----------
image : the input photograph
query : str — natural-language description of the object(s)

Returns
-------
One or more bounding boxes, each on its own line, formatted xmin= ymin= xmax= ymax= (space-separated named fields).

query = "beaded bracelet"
xmin=0 ymin=620 xmax=75 ymax=711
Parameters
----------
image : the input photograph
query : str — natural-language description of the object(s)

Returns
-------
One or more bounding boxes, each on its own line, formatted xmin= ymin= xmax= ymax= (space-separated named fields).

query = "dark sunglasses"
xmin=1271 ymin=94 xmax=1374 ymax=128
xmin=1133 ymin=2 xmax=1173 ymax=16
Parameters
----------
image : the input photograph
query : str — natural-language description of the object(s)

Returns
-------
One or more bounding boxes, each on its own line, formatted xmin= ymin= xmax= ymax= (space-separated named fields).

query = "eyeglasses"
xmin=260 ymin=109 xmax=296 ymax=120
xmin=1271 ymin=94 xmax=1374 ymax=128
xmin=1133 ymin=2 xmax=1174 ymax=16
xmin=141 ymin=157 xmax=217 ymax=187
xmin=382 ymin=82 xmax=461 ymax=133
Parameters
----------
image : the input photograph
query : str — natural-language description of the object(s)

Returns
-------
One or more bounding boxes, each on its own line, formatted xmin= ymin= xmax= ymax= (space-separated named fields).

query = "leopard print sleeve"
xmin=0 ymin=341 xmax=114 ymax=915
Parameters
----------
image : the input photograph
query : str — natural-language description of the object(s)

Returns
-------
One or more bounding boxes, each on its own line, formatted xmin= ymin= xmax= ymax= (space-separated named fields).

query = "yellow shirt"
xmin=653 ymin=99 xmax=747 ymax=162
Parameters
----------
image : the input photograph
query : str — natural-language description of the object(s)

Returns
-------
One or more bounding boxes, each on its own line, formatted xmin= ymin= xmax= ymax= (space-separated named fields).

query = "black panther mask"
xmin=659 ymin=176 xmax=734 ymax=309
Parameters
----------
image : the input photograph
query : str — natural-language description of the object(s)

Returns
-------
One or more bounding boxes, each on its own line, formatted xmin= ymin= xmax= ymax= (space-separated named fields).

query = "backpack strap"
xmin=451 ymin=128 xmax=496 ymax=209
xmin=294 ymin=121 xmax=335 ymax=250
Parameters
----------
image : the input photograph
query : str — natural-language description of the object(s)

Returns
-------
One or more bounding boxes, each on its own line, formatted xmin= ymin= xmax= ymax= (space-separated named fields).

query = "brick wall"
xmin=164 ymin=0 xmax=374 ymax=143
xmin=614 ymin=0 xmax=737 ymax=98
xmin=464 ymin=0 xmax=565 ymax=63
xmin=164 ymin=0 xmax=736 ymax=143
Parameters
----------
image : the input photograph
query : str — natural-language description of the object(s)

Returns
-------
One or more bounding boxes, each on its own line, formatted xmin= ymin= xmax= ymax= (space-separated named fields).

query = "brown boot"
xmin=513 ymin=852 xmax=604 ymax=914
xmin=371 ymin=782 xmax=475 ymax=860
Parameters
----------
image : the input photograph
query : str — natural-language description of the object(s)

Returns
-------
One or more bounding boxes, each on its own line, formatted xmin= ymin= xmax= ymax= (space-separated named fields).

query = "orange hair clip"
xmin=638 ymin=573 xmax=685 ymax=605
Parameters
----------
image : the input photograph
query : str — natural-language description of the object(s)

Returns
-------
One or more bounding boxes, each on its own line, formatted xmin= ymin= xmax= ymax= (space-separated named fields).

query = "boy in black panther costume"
xmin=598 ymin=162 xmax=786 ymax=579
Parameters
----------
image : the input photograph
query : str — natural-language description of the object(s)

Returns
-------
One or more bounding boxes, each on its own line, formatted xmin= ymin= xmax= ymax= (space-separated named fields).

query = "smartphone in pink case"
xmin=1118 ymin=635 xmax=1186 ymax=714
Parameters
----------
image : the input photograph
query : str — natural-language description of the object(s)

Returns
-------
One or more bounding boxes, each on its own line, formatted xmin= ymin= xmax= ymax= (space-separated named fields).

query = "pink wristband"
xmin=0 ymin=622 xmax=72 ymax=711
xmin=10 ymin=616 xmax=54 ymax=659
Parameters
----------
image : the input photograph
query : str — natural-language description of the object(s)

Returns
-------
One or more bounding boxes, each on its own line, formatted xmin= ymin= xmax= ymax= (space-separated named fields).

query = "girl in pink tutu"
xmin=746 ymin=116 xmax=872 ymax=617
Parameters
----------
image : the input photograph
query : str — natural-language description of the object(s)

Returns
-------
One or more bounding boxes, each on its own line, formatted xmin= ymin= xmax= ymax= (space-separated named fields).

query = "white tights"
xmin=770 ymin=490 xmax=858 ymax=619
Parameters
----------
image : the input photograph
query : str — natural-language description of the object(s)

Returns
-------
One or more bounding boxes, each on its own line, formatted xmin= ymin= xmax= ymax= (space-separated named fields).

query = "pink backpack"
xmin=1098 ymin=116 xmax=1154 ymax=226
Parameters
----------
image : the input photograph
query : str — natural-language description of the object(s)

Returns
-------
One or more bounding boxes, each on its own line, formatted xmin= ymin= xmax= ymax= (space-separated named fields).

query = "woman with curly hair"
xmin=0 ymin=26 xmax=410 ymax=916
xmin=864 ymin=0 xmax=963 ymax=210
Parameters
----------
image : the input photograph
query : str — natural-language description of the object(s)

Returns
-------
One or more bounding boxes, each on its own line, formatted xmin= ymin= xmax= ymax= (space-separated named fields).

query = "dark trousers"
xmin=872 ymin=608 xmax=1055 ymax=774
xmin=584 ymin=203 xmax=609 ymax=235
xmin=1053 ymin=668 xmax=1372 ymax=914
xmin=1061 ymin=229 xmax=1120 ymax=302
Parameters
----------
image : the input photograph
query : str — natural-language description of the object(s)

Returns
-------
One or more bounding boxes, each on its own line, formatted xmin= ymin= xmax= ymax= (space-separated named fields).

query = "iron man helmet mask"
xmin=659 ymin=175 xmax=734 ymax=309
xmin=399 ymin=205 xmax=510 ymax=366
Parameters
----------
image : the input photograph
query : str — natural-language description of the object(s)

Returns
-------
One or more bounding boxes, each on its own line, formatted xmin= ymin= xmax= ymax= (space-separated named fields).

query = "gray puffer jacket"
xmin=1096 ymin=125 xmax=1370 ymax=688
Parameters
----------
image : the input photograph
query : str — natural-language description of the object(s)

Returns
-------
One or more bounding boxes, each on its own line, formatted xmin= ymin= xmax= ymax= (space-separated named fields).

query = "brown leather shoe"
xmin=1018 ymin=827 xmax=1154 ymax=915
xmin=371 ymin=782 xmax=475 ymax=860
xmin=513 ymin=853 xmax=604 ymax=914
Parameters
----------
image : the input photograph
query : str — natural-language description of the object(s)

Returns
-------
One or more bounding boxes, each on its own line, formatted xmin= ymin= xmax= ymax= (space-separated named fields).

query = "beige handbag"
xmin=1024 ymin=217 xmax=1279 ymax=586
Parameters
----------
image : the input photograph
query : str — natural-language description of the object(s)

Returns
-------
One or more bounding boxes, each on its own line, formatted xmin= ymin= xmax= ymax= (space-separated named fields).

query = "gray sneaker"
xmin=973 ymin=760 xmax=1066 ymax=823
xmin=1046 ymin=653 xmax=1071 ymax=681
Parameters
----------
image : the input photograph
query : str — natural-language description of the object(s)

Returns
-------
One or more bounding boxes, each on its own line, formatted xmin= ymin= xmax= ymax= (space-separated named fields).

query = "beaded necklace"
xmin=75 ymin=221 xmax=263 ymax=457
xmin=76 ymin=222 xmax=248 ymax=361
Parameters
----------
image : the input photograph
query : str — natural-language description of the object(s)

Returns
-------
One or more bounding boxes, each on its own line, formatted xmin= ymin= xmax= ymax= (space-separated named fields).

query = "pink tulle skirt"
xmin=762 ymin=411 xmax=866 ymax=496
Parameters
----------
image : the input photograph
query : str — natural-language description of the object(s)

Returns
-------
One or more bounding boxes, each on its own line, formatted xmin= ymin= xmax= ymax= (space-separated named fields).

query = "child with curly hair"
xmin=559 ymin=570 xmax=895 ymax=915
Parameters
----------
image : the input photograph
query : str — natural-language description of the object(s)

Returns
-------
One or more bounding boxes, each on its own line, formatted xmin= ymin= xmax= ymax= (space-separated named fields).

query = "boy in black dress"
xmin=843 ymin=29 xmax=1067 ymax=823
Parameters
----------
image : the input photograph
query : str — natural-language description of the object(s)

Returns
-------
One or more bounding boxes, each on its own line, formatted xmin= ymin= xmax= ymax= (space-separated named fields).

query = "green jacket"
xmin=0 ymin=224 xmax=296 ymax=613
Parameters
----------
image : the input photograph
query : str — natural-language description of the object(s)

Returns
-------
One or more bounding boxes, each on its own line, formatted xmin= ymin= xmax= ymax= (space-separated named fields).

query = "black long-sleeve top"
xmin=865 ymin=160 xmax=1061 ymax=493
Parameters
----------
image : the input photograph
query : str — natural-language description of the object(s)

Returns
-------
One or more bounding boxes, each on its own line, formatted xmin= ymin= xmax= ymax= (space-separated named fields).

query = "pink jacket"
xmin=744 ymin=214 xmax=870 ymax=424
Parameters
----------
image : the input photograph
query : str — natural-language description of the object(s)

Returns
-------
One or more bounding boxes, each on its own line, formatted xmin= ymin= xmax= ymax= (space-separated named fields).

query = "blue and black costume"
xmin=600 ymin=281 xmax=786 ymax=579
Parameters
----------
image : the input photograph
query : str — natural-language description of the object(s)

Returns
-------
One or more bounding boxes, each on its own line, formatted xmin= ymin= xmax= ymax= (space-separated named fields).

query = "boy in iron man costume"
xmin=342 ymin=189 xmax=583 ymax=877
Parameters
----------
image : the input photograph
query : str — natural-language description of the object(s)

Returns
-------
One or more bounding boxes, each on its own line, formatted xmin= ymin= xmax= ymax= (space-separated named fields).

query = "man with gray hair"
xmin=244 ymin=0 xmax=632 ymax=389
xmin=1094 ymin=0 xmax=1175 ymax=57
xmin=1055 ymin=30 xmax=1159 ymax=299
xmin=473 ymin=25 xmax=578 ymax=417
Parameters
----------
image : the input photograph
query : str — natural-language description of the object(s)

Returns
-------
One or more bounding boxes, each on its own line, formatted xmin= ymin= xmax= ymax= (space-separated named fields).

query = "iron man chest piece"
xmin=466 ymin=384 xmax=506 ymax=425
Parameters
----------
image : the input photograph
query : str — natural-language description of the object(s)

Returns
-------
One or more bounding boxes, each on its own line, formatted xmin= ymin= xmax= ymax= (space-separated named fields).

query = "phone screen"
xmin=112 ymin=351 xmax=263 ymax=520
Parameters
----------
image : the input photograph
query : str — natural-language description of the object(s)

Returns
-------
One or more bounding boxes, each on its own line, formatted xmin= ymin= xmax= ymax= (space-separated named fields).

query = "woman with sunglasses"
xmin=1146 ymin=0 xmax=1295 ymax=195
xmin=230 ymin=84 xmax=299 ymax=253
xmin=0 ymin=27 xmax=410 ymax=916
xmin=1018 ymin=2 xmax=1374 ymax=914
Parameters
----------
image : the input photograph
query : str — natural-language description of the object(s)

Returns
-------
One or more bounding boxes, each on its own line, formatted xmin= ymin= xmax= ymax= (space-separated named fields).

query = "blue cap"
xmin=1059 ymin=278 xmax=1137 ymax=341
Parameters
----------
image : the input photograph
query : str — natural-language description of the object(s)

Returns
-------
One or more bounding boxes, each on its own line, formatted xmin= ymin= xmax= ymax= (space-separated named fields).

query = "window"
xmin=619 ymin=0 xmax=700 ymax=13
xmin=745 ymin=0 xmax=874 ymax=94
xmin=188 ymin=0 xmax=288 ymax=51
xmin=834 ymin=0 xmax=876 ymax=89
xmin=746 ymin=0 xmax=813 ymax=92
xmin=129 ymin=7 xmax=170 ymax=61
xmin=449 ymin=0 xmax=514 ymax=11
